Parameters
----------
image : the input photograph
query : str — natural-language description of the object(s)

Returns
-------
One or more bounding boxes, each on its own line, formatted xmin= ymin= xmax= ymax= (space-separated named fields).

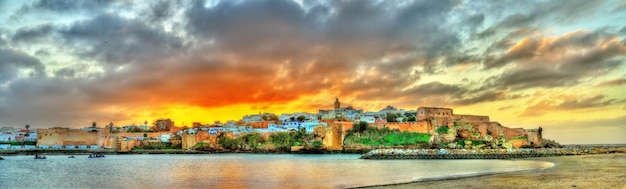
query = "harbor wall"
xmin=361 ymin=148 xmax=594 ymax=160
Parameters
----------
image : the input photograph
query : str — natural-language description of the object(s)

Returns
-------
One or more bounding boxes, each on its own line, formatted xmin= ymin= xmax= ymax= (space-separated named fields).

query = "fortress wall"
xmin=37 ymin=128 xmax=101 ymax=146
xmin=527 ymin=128 xmax=543 ymax=146
xmin=508 ymin=128 xmax=527 ymax=139
xmin=417 ymin=107 xmax=453 ymax=121
xmin=110 ymin=132 xmax=161 ymax=138
xmin=38 ymin=128 xmax=166 ymax=148
xmin=453 ymin=114 xmax=490 ymax=122
xmin=118 ymin=140 xmax=140 ymax=152
xmin=384 ymin=121 xmax=431 ymax=133
xmin=315 ymin=123 xmax=345 ymax=151
xmin=333 ymin=121 xmax=354 ymax=133
xmin=181 ymin=132 xmax=196 ymax=149
xmin=195 ymin=131 xmax=210 ymax=141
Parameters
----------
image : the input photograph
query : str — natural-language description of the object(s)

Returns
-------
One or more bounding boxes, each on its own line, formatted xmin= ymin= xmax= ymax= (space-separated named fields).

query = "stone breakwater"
xmin=361 ymin=147 xmax=593 ymax=160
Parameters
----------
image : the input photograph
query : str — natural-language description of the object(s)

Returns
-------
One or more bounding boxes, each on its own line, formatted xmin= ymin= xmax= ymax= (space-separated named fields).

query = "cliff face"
xmin=369 ymin=107 xmax=548 ymax=149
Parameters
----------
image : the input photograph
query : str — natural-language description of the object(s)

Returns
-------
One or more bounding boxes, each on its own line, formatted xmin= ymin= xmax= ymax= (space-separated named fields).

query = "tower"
xmin=334 ymin=98 xmax=342 ymax=120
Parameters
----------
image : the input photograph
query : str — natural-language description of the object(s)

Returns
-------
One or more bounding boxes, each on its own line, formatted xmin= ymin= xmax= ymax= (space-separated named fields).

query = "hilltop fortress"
xmin=368 ymin=107 xmax=543 ymax=148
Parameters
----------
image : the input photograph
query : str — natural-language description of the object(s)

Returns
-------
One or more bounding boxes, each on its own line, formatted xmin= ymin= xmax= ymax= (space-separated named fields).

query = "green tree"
xmin=436 ymin=126 xmax=449 ymax=134
xmin=242 ymin=133 xmax=265 ymax=149
xmin=296 ymin=115 xmax=306 ymax=122
xmin=407 ymin=116 xmax=416 ymax=122
xmin=290 ymin=127 xmax=312 ymax=146
xmin=269 ymin=132 xmax=292 ymax=150
xmin=386 ymin=113 xmax=397 ymax=122
xmin=108 ymin=122 xmax=114 ymax=132
xmin=217 ymin=133 xmax=235 ymax=149
xmin=24 ymin=124 xmax=31 ymax=139
xmin=131 ymin=126 xmax=142 ymax=132
xmin=352 ymin=121 xmax=368 ymax=137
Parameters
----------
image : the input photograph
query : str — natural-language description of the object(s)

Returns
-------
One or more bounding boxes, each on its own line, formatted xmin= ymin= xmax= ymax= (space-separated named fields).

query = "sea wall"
xmin=361 ymin=147 xmax=594 ymax=160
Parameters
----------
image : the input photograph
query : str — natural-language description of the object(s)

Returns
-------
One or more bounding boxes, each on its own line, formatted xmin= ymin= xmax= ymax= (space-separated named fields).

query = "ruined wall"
xmin=526 ymin=127 xmax=543 ymax=146
xmin=181 ymin=132 xmax=197 ymax=149
xmin=314 ymin=123 xmax=344 ymax=151
xmin=417 ymin=107 xmax=453 ymax=121
xmin=453 ymin=114 xmax=490 ymax=122
xmin=110 ymin=132 xmax=162 ymax=138
xmin=383 ymin=121 xmax=431 ymax=133
xmin=118 ymin=139 xmax=140 ymax=152
xmin=37 ymin=128 xmax=103 ymax=146
xmin=333 ymin=121 xmax=353 ymax=133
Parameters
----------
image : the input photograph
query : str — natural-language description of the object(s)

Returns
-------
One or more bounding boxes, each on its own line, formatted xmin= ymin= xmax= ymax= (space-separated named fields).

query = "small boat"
xmin=34 ymin=155 xmax=47 ymax=159
xmin=68 ymin=156 xmax=75 ymax=158
xmin=88 ymin=154 xmax=105 ymax=158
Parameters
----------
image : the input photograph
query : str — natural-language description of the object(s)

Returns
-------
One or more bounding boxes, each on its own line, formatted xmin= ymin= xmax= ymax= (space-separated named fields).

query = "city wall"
xmin=314 ymin=123 xmax=345 ymax=151
xmin=380 ymin=121 xmax=432 ymax=134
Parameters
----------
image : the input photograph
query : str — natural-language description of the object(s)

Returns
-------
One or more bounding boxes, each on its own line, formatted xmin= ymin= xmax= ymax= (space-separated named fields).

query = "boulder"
xmin=447 ymin=142 xmax=457 ymax=149
xmin=502 ymin=142 xmax=513 ymax=149
xmin=472 ymin=144 xmax=486 ymax=149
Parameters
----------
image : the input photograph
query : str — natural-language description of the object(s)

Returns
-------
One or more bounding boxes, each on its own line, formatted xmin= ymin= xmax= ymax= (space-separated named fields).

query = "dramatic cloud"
xmin=520 ymin=95 xmax=626 ymax=117
xmin=0 ymin=47 xmax=45 ymax=82
xmin=0 ymin=0 xmax=624 ymax=144
xmin=485 ymin=30 xmax=626 ymax=89
xmin=595 ymin=78 xmax=626 ymax=88
xmin=59 ymin=13 xmax=185 ymax=66
xmin=10 ymin=24 xmax=55 ymax=44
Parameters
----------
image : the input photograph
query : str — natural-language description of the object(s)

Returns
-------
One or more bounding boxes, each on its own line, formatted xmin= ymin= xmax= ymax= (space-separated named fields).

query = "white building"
xmin=359 ymin=115 xmax=377 ymax=123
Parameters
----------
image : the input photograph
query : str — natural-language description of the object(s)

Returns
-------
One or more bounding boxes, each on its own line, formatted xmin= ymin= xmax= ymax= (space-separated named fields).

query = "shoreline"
xmin=359 ymin=153 xmax=626 ymax=189
xmin=349 ymin=159 xmax=556 ymax=188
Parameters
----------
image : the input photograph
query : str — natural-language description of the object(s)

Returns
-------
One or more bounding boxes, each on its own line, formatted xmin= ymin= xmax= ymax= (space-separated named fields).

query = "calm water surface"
xmin=0 ymin=154 xmax=552 ymax=188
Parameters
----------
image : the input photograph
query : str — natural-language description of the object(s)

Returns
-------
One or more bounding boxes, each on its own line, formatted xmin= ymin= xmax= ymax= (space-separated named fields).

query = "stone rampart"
xmin=382 ymin=121 xmax=431 ymax=133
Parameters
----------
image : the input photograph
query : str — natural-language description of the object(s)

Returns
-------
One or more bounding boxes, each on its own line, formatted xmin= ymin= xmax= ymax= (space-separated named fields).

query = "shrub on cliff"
xmin=436 ymin=126 xmax=449 ymax=134
xmin=269 ymin=132 xmax=292 ymax=150
xmin=345 ymin=127 xmax=431 ymax=146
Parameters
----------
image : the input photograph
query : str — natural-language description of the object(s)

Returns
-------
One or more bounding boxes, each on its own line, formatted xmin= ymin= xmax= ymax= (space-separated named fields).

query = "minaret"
xmin=334 ymin=98 xmax=340 ymax=110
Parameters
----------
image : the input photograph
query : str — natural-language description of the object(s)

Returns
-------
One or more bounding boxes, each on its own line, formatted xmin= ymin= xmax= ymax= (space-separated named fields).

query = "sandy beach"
xmin=367 ymin=153 xmax=626 ymax=189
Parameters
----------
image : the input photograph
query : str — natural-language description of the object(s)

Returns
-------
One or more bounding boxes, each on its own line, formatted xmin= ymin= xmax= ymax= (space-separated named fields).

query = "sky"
xmin=0 ymin=0 xmax=625 ymax=144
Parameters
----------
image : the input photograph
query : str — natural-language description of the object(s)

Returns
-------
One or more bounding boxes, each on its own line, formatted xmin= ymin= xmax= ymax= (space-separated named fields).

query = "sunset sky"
xmin=0 ymin=0 xmax=625 ymax=144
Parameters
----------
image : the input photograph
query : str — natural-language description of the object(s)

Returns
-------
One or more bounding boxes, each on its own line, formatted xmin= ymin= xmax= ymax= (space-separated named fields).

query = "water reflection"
xmin=0 ymin=154 xmax=552 ymax=188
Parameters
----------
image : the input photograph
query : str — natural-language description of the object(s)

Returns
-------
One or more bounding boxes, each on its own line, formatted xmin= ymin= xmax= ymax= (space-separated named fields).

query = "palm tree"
xmin=23 ymin=124 xmax=31 ymax=145
xmin=109 ymin=122 xmax=114 ymax=132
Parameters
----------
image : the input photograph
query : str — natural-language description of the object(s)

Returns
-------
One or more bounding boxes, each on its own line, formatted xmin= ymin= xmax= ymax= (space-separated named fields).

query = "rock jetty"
xmin=361 ymin=147 xmax=594 ymax=160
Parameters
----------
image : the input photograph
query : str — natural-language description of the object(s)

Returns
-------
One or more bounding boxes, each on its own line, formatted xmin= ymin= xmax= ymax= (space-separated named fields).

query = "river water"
xmin=0 ymin=154 xmax=552 ymax=188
